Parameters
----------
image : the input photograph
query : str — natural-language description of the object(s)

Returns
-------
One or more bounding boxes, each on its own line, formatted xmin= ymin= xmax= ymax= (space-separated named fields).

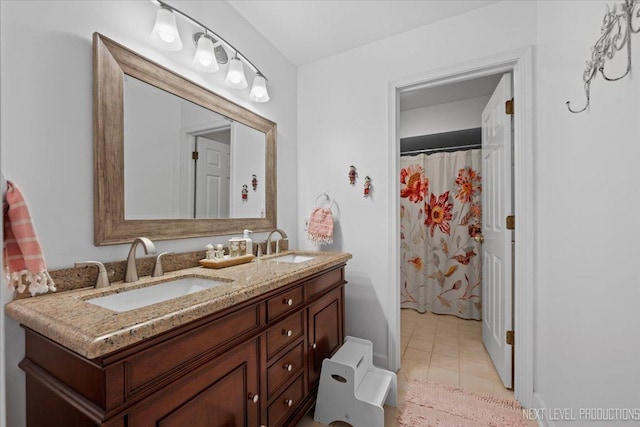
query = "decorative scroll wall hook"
xmin=566 ymin=0 xmax=639 ymax=113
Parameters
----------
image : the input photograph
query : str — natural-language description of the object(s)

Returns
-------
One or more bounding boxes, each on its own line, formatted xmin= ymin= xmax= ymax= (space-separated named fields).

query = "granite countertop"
xmin=5 ymin=251 xmax=351 ymax=360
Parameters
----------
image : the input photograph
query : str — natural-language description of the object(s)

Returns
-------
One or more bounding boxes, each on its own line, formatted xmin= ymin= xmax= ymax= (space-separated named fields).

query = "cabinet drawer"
xmin=268 ymin=375 xmax=304 ymax=427
xmin=266 ymin=310 xmax=304 ymax=359
xmin=267 ymin=286 xmax=303 ymax=322
xmin=125 ymin=304 xmax=260 ymax=397
xmin=267 ymin=341 xmax=304 ymax=398
xmin=306 ymin=268 xmax=343 ymax=300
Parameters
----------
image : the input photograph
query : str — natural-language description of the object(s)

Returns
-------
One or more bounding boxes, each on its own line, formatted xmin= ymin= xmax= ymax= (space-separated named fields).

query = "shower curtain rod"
xmin=401 ymin=143 xmax=481 ymax=156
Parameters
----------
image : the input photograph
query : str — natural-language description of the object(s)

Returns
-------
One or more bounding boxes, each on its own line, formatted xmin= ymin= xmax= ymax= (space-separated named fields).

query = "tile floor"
xmin=296 ymin=309 xmax=532 ymax=426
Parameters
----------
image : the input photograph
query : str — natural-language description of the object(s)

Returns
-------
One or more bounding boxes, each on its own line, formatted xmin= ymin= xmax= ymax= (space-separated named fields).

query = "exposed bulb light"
xmin=193 ymin=34 xmax=219 ymax=72
xmin=150 ymin=7 xmax=183 ymax=51
xmin=225 ymin=55 xmax=248 ymax=89
xmin=250 ymin=73 xmax=270 ymax=102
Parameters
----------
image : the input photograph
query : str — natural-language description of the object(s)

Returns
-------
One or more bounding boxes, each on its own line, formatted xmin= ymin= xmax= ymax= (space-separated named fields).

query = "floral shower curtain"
xmin=400 ymin=149 xmax=482 ymax=320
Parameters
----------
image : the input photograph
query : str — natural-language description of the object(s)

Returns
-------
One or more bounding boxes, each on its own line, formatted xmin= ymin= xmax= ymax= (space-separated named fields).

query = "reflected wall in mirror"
xmin=94 ymin=33 xmax=276 ymax=245
xmin=123 ymin=76 xmax=266 ymax=220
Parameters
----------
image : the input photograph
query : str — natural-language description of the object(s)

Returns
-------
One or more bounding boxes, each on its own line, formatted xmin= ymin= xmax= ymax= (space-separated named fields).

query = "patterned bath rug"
xmin=398 ymin=380 xmax=528 ymax=427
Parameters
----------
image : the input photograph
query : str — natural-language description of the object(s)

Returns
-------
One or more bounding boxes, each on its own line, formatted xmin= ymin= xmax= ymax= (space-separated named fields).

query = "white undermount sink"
xmin=266 ymin=254 xmax=316 ymax=263
xmin=86 ymin=277 xmax=226 ymax=313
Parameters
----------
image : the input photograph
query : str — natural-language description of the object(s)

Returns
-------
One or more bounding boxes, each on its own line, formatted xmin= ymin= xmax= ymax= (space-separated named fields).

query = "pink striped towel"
xmin=3 ymin=181 xmax=55 ymax=295
xmin=306 ymin=207 xmax=334 ymax=245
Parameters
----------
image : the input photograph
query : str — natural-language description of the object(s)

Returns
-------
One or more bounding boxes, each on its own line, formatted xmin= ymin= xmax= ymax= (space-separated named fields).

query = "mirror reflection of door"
xmin=194 ymin=133 xmax=231 ymax=219
xmin=122 ymin=75 xmax=267 ymax=220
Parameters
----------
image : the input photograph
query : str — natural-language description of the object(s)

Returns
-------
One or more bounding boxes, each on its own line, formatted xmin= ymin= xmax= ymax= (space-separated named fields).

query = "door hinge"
xmin=506 ymin=330 xmax=515 ymax=345
xmin=192 ymin=151 xmax=199 ymax=160
xmin=506 ymin=215 xmax=515 ymax=230
xmin=505 ymin=98 xmax=514 ymax=115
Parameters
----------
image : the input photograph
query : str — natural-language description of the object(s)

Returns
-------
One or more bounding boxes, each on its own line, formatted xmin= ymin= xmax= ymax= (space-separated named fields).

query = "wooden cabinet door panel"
xmin=130 ymin=339 xmax=259 ymax=427
xmin=157 ymin=367 xmax=245 ymax=427
xmin=308 ymin=287 xmax=343 ymax=386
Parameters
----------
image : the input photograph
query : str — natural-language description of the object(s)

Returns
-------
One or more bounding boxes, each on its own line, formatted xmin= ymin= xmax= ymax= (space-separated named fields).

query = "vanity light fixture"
xmin=149 ymin=6 xmax=183 ymax=51
xmin=149 ymin=0 xmax=270 ymax=102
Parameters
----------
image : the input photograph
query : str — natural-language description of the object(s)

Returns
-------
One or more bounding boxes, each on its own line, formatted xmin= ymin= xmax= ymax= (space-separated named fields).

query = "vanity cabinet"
xmin=19 ymin=264 xmax=346 ymax=427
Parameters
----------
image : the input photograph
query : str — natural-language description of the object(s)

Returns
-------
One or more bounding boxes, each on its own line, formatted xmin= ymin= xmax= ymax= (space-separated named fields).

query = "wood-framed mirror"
xmin=93 ymin=33 xmax=276 ymax=245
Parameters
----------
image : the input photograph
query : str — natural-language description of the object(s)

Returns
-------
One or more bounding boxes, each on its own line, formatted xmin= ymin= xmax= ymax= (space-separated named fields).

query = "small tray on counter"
xmin=199 ymin=254 xmax=255 ymax=269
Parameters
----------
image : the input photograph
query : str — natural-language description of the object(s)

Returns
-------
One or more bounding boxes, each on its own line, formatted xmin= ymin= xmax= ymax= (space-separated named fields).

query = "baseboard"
xmin=373 ymin=351 xmax=388 ymax=369
xmin=530 ymin=392 xmax=553 ymax=427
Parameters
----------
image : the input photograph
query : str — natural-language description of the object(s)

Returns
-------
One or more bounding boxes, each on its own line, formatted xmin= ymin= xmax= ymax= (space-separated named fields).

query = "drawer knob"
xmin=312 ymin=342 xmax=317 ymax=350
xmin=285 ymin=398 xmax=293 ymax=407
xmin=283 ymin=298 xmax=293 ymax=306
xmin=283 ymin=363 xmax=293 ymax=371
xmin=282 ymin=329 xmax=293 ymax=337
xmin=248 ymin=393 xmax=259 ymax=403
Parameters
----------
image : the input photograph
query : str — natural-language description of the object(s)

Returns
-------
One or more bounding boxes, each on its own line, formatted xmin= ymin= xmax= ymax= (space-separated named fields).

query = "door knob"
xmin=248 ymin=393 xmax=259 ymax=403
xmin=474 ymin=234 xmax=484 ymax=244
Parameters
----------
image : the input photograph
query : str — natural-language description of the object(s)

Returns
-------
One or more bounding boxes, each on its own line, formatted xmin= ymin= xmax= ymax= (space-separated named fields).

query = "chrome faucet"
xmin=265 ymin=229 xmax=288 ymax=255
xmin=125 ymin=237 xmax=157 ymax=282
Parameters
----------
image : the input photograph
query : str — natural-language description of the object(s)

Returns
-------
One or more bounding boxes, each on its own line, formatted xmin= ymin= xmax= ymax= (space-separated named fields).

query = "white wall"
xmin=299 ymin=0 xmax=640 ymax=424
xmin=230 ymin=124 xmax=266 ymax=218
xmin=534 ymin=2 xmax=640 ymax=425
xmin=298 ymin=0 xmax=537 ymax=367
xmin=124 ymin=76 xmax=182 ymax=219
xmin=399 ymin=95 xmax=489 ymax=139
xmin=1 ymin=2 xmax=297 ymax=426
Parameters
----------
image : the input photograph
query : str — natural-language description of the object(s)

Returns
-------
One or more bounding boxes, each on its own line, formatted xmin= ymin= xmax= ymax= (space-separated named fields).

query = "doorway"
xmin=398 ymin=71 xmax=515 ymax=387
xmin=388 ymin=47 xmax=535 ymax=408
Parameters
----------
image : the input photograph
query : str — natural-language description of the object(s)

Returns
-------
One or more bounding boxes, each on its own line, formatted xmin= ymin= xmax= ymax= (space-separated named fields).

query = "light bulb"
xmin=159 ymin=32 xmax=175 ymax=44
xmin=250 ymin=74 xmax=270 ymax=102
xmin=193 ymin=34 xmax=219 ymax=72
xmin=225 ymin=56 xmax=248 ymax=89
xmin=149 ymin=8 xmax=183 ymax=51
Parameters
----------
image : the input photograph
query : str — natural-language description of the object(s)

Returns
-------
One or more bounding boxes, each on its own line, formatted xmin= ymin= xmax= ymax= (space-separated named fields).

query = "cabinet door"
xmin=308 ymin=287 xmax=344 ymax=386
xmin=129 ymin=339 xmax=260 ymax=427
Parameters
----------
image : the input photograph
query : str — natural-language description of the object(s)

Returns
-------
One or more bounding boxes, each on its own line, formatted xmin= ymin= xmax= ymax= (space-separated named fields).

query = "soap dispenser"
xmin=243 ymin=229 xmax=253 ymax=255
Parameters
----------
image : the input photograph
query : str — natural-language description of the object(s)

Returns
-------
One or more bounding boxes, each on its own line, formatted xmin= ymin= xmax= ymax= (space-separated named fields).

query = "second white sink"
xmin=267 ymin=254 xmax=316 ymax=263
xmin=86 ymin=277 xmax=226 ymax=313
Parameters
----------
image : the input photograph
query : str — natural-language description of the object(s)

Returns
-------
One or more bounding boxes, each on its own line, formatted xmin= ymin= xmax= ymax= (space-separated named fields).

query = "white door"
xmin=194 ymin=136 xmax=230 ymax=218
xmin=481 ymin=73 xmax=513 ymax=389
